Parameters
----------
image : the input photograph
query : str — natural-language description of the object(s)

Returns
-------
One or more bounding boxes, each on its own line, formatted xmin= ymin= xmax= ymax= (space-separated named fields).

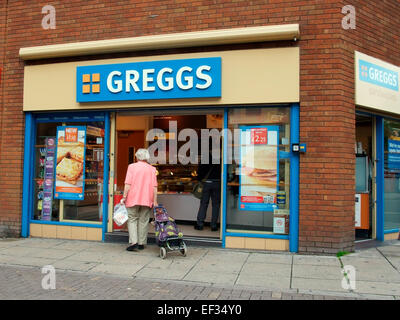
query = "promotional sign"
xmin=54 ymin=126 xmax=86 ymax=200
xmin=239 ymin=126 xmax=279 ymax=212
xmin=355 ymin=51 xmax=400 ymax=115
xmin=41 ymin=137 xmax=56 ymax=221
xmin=388 ymin=129 xmax=400 ymax=171
xmin=76 ymin=57 xmax=221 ymax=103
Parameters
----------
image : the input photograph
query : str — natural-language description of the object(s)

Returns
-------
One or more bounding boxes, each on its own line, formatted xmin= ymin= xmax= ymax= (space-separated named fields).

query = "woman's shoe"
xmin=138 ymin=245 xmax=145 ymax=250
xmin=126 ymin=243 xmax=138 ymax=251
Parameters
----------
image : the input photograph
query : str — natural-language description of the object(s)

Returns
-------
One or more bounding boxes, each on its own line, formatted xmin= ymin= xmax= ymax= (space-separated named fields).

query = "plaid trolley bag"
xmin=153 ymin=205 xmax=187 ymax=259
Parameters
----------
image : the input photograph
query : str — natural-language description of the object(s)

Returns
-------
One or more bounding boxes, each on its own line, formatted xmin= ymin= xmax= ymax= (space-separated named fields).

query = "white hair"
xmin=135 ymin=148 xmax=150 ymax=161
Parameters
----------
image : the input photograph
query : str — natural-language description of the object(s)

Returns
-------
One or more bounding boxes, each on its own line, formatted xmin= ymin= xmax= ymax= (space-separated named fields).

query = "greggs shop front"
xmin=20 ymin=27 xmax=301 ymax=252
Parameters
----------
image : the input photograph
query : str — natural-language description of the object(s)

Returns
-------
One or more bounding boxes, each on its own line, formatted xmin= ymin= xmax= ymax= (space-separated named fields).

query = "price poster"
xmin=54 ymin=126 xmax=86 ymax=200
xmin=41 ymin=137 xmax=56 ymax=221
xmin=239 ymin=126 xmax=280 ymax=211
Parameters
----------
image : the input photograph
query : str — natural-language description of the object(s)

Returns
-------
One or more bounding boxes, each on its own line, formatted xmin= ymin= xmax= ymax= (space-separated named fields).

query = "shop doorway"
xmin=113 ymin=110 xmax=224 ymax=240
xmin=355 ymin=113 xmax=375 ymax=240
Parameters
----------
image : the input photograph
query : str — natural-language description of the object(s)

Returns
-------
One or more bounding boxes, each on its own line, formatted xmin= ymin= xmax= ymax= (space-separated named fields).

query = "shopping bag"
xmin=113 ymin=203 xmax=128 ymax=226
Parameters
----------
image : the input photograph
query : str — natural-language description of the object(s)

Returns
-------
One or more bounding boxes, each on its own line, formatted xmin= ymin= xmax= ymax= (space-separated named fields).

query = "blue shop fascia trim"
xmin=21 ymin=110 xmax=110 ymax=239
xmin=23 ymin=104 xmax=300 ymax=249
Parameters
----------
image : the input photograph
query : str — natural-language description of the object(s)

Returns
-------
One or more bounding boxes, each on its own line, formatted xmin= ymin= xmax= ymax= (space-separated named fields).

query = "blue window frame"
xmin=21 ymin=111 xmax=110 ymax=240
xmin=221 ymin=104 xmax=300 ymax=252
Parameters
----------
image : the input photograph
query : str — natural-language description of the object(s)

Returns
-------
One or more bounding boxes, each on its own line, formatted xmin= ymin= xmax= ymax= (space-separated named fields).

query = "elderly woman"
xmin=120 ymin=148 xmax=158 ymax=251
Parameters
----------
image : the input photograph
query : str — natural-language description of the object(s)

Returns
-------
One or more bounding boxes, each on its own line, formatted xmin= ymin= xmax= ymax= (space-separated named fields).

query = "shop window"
xmin=34 ymin=121 xmax=105 ymax=223
xmin=384 ymin=119 xmax=400 ymax=230
xmin=226 ymin=107 xmax=291 ymax=235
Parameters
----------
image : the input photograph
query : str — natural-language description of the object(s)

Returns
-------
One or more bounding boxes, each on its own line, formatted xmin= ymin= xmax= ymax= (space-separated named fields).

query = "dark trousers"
xmin=196 ymin=181 xmax=221 ymax=227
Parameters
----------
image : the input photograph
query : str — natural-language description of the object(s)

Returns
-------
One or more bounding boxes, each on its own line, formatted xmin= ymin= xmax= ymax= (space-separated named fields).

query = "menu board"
xmin=54 ymin=126 xmax=86 ymax=200
xmin=41 ymin=137 xmax=56 ymax=221
xmin=239 ymin=126 xmax=279 ymax=211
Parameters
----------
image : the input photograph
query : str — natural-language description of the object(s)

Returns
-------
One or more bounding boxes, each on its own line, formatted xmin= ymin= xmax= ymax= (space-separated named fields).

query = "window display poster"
xmin=239 ymin=126 xmax=279 ymax=211
xmin=388 ymin=128 xmax=400 ymax=171
xmin=54 ymin=126 xmax=86 ymax=200
xmin=41 ymin=137 xmax=56 ymax=221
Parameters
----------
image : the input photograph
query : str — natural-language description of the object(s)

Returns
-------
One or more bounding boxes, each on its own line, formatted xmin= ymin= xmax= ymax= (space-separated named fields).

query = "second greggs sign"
xmin=76 ymin=57 xmax=221 ymax=103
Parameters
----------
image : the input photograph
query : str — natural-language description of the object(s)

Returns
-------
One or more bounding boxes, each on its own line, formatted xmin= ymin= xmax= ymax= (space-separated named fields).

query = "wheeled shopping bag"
xmin=153 ymin=205 xmax=187 ymax=259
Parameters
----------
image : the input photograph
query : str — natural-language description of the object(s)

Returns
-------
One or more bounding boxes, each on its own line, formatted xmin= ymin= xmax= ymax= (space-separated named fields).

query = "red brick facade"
xmin=0 ymin=1 xmax=399 ymax=252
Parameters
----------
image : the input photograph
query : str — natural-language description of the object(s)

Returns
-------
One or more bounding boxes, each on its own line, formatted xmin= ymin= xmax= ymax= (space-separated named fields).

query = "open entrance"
xmin=113 ymin=109 xmax=223 ymax=242
xmin=355 ymin=113 xmax=375 ymax=241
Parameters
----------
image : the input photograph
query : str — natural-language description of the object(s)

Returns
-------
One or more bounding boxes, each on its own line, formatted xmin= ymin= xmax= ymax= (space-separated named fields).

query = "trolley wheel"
xmin=180 ymin=242 xmax=187 ymax=257
xmin=160 ymin=247 xmax=167 ymax=259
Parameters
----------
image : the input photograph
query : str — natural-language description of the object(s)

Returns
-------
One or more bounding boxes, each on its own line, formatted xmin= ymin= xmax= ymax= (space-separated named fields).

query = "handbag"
xmin=191 ymin=167 xmax=213 ymax=199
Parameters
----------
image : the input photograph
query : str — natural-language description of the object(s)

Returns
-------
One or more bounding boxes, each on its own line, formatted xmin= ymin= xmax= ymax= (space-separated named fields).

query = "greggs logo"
xmin=82 ymin=73 xmax=100 ymax=94
xmin=359 ymin=59 xmax=399 ymax=92
xmin=76 ymin=57 xmax=221 ymax=103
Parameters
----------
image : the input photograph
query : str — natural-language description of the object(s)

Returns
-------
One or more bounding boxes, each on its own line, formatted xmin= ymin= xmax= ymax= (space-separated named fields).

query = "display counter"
xmin=157 ymin=193 xmax=212 ymax=222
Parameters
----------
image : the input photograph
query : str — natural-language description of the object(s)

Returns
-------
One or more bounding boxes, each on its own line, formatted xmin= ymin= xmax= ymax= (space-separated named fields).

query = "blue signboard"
xmin=359 ymin=59 xmax=399 ymax=92
xmin=239 ymin=125 xmax=280 ymax=212
xmin=76 ymin=57 xmax=221 ymax=102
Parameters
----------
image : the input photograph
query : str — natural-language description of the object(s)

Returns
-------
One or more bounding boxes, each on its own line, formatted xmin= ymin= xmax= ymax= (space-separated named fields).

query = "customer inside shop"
xmin=115 ymin=110 xmax=223 ymax=238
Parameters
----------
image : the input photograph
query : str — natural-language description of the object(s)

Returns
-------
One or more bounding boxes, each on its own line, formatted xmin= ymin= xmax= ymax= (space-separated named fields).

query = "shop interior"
xmin=355 ymin=114 xmax=374 ymax=240
xmin=114 ymin=110 xmax=224 ymax=239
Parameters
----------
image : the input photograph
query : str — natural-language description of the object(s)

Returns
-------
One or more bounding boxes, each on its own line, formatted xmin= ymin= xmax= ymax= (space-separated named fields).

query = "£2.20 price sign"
xmin=251 ymin=128 xmax=268 ymax=145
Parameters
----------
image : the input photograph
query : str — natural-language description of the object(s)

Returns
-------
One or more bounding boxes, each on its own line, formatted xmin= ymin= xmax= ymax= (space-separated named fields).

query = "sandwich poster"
xmin=54 ymin=126 xmax=86 ymax=200
xmin=239 ymin=126 xmax=279 ymax=212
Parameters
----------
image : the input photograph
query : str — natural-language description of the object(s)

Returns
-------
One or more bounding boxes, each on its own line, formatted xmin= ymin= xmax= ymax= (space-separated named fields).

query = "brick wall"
xmin=0 ymin=0 xmax=398 ymax=251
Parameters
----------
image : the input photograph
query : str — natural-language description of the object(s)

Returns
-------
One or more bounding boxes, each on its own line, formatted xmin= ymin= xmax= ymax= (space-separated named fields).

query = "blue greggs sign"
xmin=76 ymin=57 xmax=221 ymax=102
xmin=359 ymin=59 xmax=399 ymax=92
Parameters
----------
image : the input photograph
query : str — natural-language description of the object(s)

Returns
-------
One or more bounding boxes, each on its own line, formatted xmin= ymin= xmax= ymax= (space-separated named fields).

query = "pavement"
xmin=0 ymin=237 xmax=399 ymax=300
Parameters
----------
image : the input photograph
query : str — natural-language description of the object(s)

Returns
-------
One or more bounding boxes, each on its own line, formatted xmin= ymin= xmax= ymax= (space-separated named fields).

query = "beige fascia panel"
xmin=19 ymin=24 xmax=300 ymax=60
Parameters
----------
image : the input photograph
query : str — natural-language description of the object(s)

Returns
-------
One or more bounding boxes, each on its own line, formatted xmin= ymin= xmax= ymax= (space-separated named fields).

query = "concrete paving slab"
xmin=292 ymin=264 xmax=342 ymax=280
xmin=183 ymin=269 xmax=238 ymax=285
xmin=15 ymin=238 xmax=67 ymax=248
xmin=0 ymin=254 xmax=14 ymax=264
xmin=354 ymin=280 xmax=400 ymax=296
xmin=52 ymin=240 xmax=103 ymax=251
xmin=240 ymin=262 xmax=292 ymax=278
xmin=26 ymin=248 xmax=77 ymax=260
xmin=134 ymin=267 xmax=190 ymax=281
xmin=5 ymin=256 xmax=57 ymax=268
xmin=246 ymin=253 xmax=292 ymax=265
xmin=200 ymin=250 xmax=249 ymax=263
xmin=0 ymin=246 xmax=43 ymax=257
xmin=293 ymin=255 xmax=341 ymax=267
xmin=235 ymin=274 xmax=291 ymax=290
xmin=0 ymin=239 xmax=21 ymax=248
xmin=88 ymin=263 xmax=143 ymax=277
xmin=378 ymin=247 xmax=400 ymax=257
xmin=52 ymin=260 xmax=99 ymax=272
xmin=351 ymin=268 xmax=400 ymax=283
xmin=63 ymin=251 xmax=109 ymax=263
xmin=192 ymin=260 xmax=244 ymax=273
xmin=146 ymin=258 xmax=197 ymax=270
xmin=292 ymin=277 xmax=349 ymax=294
xmin=385 ymin=256 xmax=400 ymax=270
